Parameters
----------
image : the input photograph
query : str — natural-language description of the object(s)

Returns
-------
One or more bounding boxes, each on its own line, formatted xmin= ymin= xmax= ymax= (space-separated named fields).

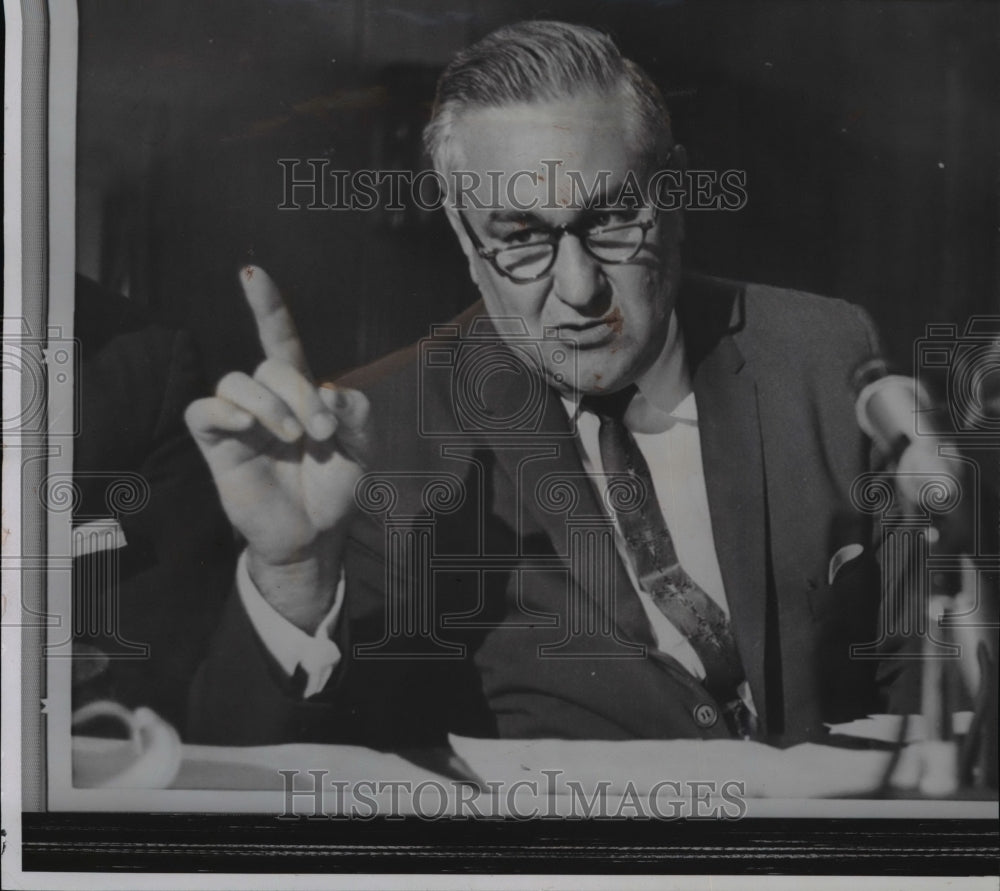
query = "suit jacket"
xmin=73 ymin=276 xmax=237 ymax=730
xmin=188 ymin=274 xmax=913 ymax=748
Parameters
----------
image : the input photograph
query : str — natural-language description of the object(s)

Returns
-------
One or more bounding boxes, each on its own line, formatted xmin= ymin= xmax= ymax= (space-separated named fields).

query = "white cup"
xmin=72 ymin=700 xmax=182 ymax=788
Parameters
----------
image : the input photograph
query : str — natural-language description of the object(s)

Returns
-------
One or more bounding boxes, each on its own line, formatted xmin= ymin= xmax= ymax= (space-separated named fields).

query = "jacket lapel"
xmin=495 ymin=396 xmax=656 ymax=653
xmin=679 ymin=276 xmax=769 ymax=728
xmin=462 ymin=313 xmax=655 ymax=652
xmin=455 ymin=280 xmax=770 ymax=699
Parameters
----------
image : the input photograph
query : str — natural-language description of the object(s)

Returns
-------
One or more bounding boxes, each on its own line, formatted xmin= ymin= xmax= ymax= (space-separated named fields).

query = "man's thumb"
xmin=318 ymin=385 xmax=371 ymax=467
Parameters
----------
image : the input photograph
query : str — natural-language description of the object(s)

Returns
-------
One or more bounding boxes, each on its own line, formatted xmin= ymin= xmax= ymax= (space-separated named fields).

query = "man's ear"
xmin=443 ymin=204 xmax=482 ymax=286
xmin=670 ymin=142 xmax=689 ymax=173
xmin=668 ymin=143 xmax=687 ymax=244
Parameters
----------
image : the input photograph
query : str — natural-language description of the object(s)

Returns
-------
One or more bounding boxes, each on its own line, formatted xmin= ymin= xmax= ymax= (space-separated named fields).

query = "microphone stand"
xmin=854 ymin=356 xmax=997 ymax=796
xmin=917 ymin=566 xmax=961 ymax=796
xmin=909 ymin=469 xmax=998 ymax=797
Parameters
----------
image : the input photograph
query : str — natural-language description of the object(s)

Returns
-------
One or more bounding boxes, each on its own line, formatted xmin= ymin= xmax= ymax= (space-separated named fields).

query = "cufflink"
xmin=72 ymin=518 xmax=127 ymax=557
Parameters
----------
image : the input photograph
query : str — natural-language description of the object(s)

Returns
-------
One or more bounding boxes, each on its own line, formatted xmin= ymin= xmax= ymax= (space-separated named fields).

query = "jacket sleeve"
xmin=185 ymin=528 xmax=480 ymax=747
xmin=186 ymin=585 xmax=356 ymax=745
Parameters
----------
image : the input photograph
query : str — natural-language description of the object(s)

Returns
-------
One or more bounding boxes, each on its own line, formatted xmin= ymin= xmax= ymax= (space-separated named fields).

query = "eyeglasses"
xmin=457 ymin=207 xmax=658 ymax=284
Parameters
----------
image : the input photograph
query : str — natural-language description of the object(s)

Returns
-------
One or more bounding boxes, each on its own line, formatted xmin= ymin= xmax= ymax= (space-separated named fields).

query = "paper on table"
xmin=448 ymin=735 xmax=900 ymax=799
xmin=171 ymin=742 xmax=459 ymax=791
xmin=826 ymin=712 xmax=974 ymax=744
xmin=72 ymin=736 xmax=460 ymax=792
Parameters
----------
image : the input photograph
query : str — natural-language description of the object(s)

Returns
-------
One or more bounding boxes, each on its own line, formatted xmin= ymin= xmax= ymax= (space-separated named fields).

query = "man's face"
xmin=446 ymin=91 xmax=682 ymax=396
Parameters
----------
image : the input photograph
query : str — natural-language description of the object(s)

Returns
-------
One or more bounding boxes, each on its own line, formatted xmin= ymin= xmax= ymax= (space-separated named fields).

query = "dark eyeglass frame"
xmin=457 ymin=206 xmax=659 ymax=284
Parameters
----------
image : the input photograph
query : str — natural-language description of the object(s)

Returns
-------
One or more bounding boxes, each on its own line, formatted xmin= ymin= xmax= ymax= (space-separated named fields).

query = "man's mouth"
xmin=557 ymin=312 xmax=621 ymax=347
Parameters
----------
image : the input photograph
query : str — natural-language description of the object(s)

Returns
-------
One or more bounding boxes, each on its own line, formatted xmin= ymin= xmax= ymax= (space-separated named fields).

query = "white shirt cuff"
xmin=236 ymin=550 xmax=346 ymax=698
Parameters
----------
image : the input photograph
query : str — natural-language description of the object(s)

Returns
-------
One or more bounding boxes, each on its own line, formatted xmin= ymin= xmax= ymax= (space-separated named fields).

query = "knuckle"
xmin=254 ymin=358 xmax=278 ymax=380
xmin=247 ymin=385 xmax=282 ymax=416
xmin=182 ymin=400 xmax=203 ymax=428
xmin=184 ymin=398 xmax=225 ymax=438
xmin=216 ymin=370 xmax=247 ymax=395
xmin=255 ymin=357 xmax=294 ymax=384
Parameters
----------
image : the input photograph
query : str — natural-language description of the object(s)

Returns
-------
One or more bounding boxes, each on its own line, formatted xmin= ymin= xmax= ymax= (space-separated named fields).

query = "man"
xmin=72 ymin=275 xmax=237 ymax=731
xmin=185 ymin=21 xmax=907 ymax=748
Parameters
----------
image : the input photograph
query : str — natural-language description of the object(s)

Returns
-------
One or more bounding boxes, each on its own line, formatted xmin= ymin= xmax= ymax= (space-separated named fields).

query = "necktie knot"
xmin=581 ymin=384 xmax=638 ymax=422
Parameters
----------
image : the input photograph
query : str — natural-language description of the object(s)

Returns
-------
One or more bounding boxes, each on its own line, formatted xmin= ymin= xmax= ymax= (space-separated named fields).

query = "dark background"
xmin=75 ymin=0 xmax=999 ymax=384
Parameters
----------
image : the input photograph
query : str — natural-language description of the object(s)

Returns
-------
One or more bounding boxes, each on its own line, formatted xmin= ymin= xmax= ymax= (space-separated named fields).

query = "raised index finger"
xmin=240 ymin=265 xmax=311 ymax=377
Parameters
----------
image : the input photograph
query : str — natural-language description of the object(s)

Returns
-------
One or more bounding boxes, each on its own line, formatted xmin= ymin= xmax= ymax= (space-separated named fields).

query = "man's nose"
xmin=551 ymin=233 xmax=610 ymax=314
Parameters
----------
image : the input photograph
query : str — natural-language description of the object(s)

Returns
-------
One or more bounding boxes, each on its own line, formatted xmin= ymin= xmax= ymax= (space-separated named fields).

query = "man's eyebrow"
xmin=486 ymin=210 xmax=545 ymax=225
xmin=483 ymin=175 xmax=639 ymax=225
xmin=581 ymin=176 xmax=629 ymax=208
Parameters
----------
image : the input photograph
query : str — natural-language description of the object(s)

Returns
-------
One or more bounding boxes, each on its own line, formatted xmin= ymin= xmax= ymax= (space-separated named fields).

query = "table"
xmin=71 ymin=721 xmax=999 ymax=818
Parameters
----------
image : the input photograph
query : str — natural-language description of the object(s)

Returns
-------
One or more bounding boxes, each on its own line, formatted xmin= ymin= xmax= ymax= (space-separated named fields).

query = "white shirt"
xmin=559 ymin=312 xmax=731 ymax=680
xmin=238 ymin=311 xmax=740 ymax=697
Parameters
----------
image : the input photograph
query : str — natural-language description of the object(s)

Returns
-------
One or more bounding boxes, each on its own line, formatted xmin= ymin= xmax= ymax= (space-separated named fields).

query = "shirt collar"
xmin=561 ymin=310 xmax=695 ymax=423
xmin=635 ymin=310 xmax=692 ymax=416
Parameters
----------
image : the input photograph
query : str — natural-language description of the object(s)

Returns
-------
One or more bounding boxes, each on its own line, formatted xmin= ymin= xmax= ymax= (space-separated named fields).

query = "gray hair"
xmin=424 ymin=20 xmax=673 ymax=174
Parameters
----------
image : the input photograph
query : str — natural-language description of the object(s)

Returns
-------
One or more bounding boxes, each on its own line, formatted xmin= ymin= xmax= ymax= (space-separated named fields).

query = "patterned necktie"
xmin=583 ymin=386 xmax=749 ymax=715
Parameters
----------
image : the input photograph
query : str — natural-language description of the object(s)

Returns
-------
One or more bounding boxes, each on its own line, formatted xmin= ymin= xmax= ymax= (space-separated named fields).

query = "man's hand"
xmin=185 ymin=266 xmax=370 ymax=633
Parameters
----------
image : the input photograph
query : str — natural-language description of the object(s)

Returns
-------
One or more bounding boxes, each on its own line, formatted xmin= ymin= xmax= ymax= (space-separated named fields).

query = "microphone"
xmin=854 ymin=360 xmax=995 ymax=793
xmin=852 ymin=359 xmax=960 ymax=503
xmin=852 ymin=358 xmax=940 ymax=458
